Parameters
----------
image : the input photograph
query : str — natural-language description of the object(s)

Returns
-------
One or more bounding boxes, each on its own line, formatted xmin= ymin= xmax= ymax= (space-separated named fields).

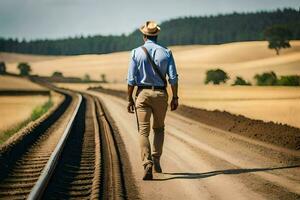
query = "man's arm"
xmin=167 ymin=50 xmax=179 ymax=111
xmin=127 ymin=84 xmax=135 ymax=113
xmin=170 ymin=83 xmax=178 ymax=111
xmin=127 ymin=50 xmax=137 ymax=113
xmin=127 ymin=50 xmax=137 ymax=85
xmin=128 ymin=84 xmax=135 ymax=101
xmin=171 ymin=83 xmax=178 ymax=99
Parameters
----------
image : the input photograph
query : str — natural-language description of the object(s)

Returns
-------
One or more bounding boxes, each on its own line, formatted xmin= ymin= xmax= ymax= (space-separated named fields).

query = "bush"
xmin=205 ymin=69 xmax=229 ymax=85
xmin=83 ymin=74 xmax=91 ymax=82
xmin=17 ymin=62 xmax=31 ymax=76
xmin=52 ymin=71 xmax=63 ymax=77
xmin=0 ymin=62 xmax=6 ymax=74
xmin=232 ymin=76 xmax=251 ymax=86
xmin=277 ymin=75 xmax=300 ymax=86
xmin=100 ymin=73 xmax=107 ymax=83
xmin=254 ymin=71 xmax=277 ymax=86
xmin=254 ymin=71 xmax=300 ymax=86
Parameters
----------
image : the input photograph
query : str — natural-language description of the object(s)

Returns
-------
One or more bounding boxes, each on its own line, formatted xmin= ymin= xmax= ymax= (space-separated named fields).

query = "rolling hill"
xmin=2 ymin=40 xmax=300 ymax=85
xmin=1 ymin=40 xmax=300 ymax=127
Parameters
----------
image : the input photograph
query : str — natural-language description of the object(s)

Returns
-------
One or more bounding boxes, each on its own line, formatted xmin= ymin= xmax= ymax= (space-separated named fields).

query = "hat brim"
xmin=139 ymin=26 xmax=160 ymax=36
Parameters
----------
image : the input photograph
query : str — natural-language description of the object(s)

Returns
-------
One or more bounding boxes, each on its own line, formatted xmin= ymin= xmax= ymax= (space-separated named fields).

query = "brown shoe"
xmin=143 ymin=163 xmax=153 ymax=180
xmin=153 ymin=158 xmax=162 ymax=173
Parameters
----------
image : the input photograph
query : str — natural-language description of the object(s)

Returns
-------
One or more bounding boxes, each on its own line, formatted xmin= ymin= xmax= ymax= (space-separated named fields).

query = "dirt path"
xmin=88 ymin=91 xmax=300 ymax=200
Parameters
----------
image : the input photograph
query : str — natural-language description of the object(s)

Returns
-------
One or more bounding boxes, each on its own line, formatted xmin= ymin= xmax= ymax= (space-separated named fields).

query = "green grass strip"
xmin=0 ymin=98 xmax=53 ymax=144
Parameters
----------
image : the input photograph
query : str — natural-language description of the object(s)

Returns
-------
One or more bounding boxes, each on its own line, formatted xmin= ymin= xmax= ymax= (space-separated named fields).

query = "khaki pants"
xmin=135 ymin=89 xmax=168 ymax=166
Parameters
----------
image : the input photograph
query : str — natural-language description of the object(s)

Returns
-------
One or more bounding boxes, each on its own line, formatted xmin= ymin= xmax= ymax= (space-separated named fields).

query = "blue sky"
xmin=0 ymin=0 xmax=299 ymax=40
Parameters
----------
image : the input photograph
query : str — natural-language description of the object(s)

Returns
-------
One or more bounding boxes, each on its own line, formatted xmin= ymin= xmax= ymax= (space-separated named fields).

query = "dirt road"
xmin=89 ymin=91 xmax=300 ymax=200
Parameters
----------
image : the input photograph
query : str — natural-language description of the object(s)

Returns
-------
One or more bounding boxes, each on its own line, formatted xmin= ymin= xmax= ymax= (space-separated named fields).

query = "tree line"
xmin=205 ymin=69 xmax=300 ymax=86
xmin=0 ymin=8 xmax=299 ymax=55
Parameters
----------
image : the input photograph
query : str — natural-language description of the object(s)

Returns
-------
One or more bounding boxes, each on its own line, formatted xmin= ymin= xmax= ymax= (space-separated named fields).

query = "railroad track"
xmin=0 ymin=91 xmax=127 ymax=199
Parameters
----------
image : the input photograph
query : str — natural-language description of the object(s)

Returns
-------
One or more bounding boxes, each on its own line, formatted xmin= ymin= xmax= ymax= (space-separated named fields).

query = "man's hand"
xmin=170 ymin=97 xmax=179 ymax=111
xmin=127 ymin=98 xmax=135 ymax=113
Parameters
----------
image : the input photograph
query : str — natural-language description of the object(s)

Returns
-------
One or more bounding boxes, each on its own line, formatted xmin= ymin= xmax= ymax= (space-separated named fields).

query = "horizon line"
xmin=0 ymin=7 xmax=298 ymax=42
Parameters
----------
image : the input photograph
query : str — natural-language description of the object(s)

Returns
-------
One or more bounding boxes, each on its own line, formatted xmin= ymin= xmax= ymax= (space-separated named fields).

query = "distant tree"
xmin=100 ymin=73 xmax=107 ymax=83
xmin=254 ymin=71 xmax=277 ymax=86
xmin=52 ymin=71 xmax=63 ymax=77
xmin=17 ymin=62 xmax=31 ymax=76
xmin=0 ymin=62 xmax=6 ymax=74
xmin=205 ymin=69 xmax=229 ymax=85
xmin=232 ymin=76 xmax=251 ymax=86
xmin=83 ymin=74 xmax=91 ymax=82
xmin=264 ymin=25 xmax=292 ymax=55
xmin=277 ymin=75 xmax=300 ymax=86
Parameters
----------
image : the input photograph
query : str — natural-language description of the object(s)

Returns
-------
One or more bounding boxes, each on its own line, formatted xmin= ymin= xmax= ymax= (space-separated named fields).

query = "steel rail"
xmin=27 ymin=94 xmax=82 ymax=200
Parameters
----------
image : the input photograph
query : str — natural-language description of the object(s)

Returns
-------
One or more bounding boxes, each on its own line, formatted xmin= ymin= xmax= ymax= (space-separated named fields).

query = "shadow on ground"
xmin=153 ymin=165 xmax=300 ymax=181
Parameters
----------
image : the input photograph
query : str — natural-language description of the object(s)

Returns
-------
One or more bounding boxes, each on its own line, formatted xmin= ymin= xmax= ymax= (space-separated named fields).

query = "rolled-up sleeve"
xmin=127 ymin=50 xmax=137 ymax=86
xmin=167 ymin=50 xmax=178 ymax=85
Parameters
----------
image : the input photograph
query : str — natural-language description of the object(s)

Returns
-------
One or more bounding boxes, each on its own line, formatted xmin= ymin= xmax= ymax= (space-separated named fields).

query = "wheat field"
xmin=0 ymin=92 xmax=63 ymax=132
xmin=2 ymin=41 xmax=300 ymax=85
xmin=0 ymin=96 xmax=49 ymax=132
xmin=0 ymin=75 xmax=48 ymax=91
xmin=1 ymin=40 xmax=300 ymax=128
xmin=0 ymin=75 xmax=61 ymax=133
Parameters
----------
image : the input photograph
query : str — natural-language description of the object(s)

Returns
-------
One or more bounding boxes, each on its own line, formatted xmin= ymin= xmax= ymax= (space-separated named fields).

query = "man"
xmin=127 ymin=21 xmax=179 ymax=180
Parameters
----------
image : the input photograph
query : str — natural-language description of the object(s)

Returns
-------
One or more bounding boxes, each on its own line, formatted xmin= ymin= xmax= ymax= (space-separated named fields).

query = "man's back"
xmin=128 ymin=39 xmax=177 ymax=87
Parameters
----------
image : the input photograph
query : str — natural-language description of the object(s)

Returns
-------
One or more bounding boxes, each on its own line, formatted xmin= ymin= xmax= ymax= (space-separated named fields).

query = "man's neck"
xmin=145 ymin=39 xmax=157 ymax=43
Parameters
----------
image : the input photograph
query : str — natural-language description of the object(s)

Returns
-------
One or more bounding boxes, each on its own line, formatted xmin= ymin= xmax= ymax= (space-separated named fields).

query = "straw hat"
xmin=139 ymin=21 xmax=161 ymax=36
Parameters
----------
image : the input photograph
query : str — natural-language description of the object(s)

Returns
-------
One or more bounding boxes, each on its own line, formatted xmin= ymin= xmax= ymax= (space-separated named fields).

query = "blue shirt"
xmin=127 ymin=40 xmax=178 ymax=86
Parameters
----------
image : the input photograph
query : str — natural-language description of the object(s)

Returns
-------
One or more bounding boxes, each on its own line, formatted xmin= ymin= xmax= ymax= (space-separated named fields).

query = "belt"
xmin=137 ymin=85 xmax=166 ymax=90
